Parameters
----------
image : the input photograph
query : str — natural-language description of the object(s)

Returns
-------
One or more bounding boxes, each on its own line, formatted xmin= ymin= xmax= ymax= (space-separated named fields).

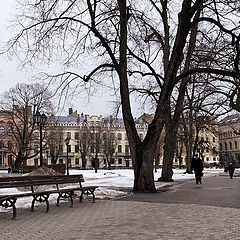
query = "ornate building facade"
xmin=218 ymin=114 xmax=240 ymax=165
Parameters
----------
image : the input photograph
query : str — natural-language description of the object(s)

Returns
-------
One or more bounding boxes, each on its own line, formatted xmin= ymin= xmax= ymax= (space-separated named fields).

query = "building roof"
xmin=219 ymin=114 xmax=240 ymax=125
xmin=51 ymin=115 xmax=148 ymax=125
xmin=51 ymin=116 xmax=85 ymax=123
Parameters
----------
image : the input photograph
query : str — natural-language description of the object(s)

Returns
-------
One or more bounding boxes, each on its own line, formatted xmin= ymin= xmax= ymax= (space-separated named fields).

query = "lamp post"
xmin=34 ymin=111 xmax=47 ymax=167
xmin=46 ymin=147 xmax=49 ymax=165
xmin=65 ymin=137 xmax=70 ymax=175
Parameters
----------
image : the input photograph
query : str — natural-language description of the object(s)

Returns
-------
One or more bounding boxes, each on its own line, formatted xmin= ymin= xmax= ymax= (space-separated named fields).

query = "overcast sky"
xmin=0 ymin=0 xmax=124 ymax=117
xmin=0 ymin=1 xmax=26 ymax=94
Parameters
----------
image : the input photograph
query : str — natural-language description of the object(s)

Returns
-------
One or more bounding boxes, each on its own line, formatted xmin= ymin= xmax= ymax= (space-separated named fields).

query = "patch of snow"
xmin=0 ymin=168 xmax=227 ymax=213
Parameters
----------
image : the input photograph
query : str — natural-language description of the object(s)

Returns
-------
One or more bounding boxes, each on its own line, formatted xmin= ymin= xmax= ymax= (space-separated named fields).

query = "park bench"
xmin=0 ymin=174 xmax=98 ymax=219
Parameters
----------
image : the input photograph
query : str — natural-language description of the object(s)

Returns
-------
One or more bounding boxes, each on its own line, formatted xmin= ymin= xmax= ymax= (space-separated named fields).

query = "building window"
xmin=230 ymin=142 xmax=232 ymax=150
xmin=224 ymin=142 xmax=227 ymax=151
xmin=118 ymin=145 xmax=122 ymax=153
xmin=59 ymin=159 xmax=63 ymax=164
xmin=59 ymin=132 xmax=63 ymax=139
xmin=206 ymin=157 xmax=209 ymax=161
xmin=75 ymin=132 xmax=79 ymax=139
xmin=0 ymin=126 xmax=4 ymax=135
xmin=90 ymin=146 xmax=95 ymax=153
xmin=67 ymin=132 xmax=71 ymax=139
xmin=213 ymin=137 xmax=216 ymax=143
xmin=75 ymin=158 xmax=79 ymax=165
xmin=117 ymin=133 xmax=122 ymax=140
xmin=219 ymin=143 xmax=222 ymax=151
xmin=125 ymin=145 xmax=129 ymax=154
xmin=206 ymin=147 xmax=209 ymax=153
xmin=110 ymin=133 xmax=115 ymax=139
xmin=212 ymin=147 xmax=216 ymax=153
xmin=75 ymin=145 xmax=79 ymax=153
xmin=111 ymin=158 xmax=115 ymax=164
xmin=59 ymin=145 xmax=63 ymax=155
xmin=118 ymin=158 xmax=122 ymax=164
xmin=235 ymin=141 xmax=238 ymax=150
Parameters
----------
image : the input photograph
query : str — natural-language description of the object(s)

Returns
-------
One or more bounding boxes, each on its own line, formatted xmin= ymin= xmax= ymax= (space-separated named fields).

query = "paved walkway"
xmin=1 ymin=173 xmax=240 ymax=240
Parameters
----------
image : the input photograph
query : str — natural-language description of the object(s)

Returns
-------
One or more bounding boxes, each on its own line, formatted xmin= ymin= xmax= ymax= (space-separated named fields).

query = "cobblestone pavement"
xmin=1 ymin=174 xmax=240 ymax=240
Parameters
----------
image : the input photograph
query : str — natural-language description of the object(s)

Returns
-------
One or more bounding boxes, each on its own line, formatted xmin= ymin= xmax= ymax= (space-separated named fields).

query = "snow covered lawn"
xmin=0 ymin=168 xmax=224 ymax=212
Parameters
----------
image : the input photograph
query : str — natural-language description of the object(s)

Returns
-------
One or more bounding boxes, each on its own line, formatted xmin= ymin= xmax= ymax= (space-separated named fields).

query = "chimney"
xmin=69 ymin=108 xmax=73 ymax=115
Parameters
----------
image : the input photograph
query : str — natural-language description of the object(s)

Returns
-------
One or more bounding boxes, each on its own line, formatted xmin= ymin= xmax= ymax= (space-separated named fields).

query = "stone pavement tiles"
xmin=0 ymin=199 xmax=240 ymax=240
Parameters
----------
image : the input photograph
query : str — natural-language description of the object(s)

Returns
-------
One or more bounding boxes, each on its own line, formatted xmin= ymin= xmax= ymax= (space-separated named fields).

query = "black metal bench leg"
xmin=70 ymin=192 xmax=73 ymax=207
xmin=92 ymin=192 xmax=96 ymax=203
xmin=31 ymin=199 xmax=35 ymax=212
xmin=79 ymin=192 xmax=83 ymax=202
xmin=56 ymin=195 xmax=60 ymax=207
xmin=46 ymin=199 xmax=49 ymax=212
xmin=12 ymin=204 xmax=17 ymax=219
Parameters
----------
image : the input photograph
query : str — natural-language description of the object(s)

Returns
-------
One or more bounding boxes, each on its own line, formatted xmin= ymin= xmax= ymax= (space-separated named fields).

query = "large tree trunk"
xmin=133 ymin=144 xmax=156 ymax=192
xmin=159 ymin=120 xmax=178 ymax=182
xmin=81 ymin=154 xmax=87 ymax=170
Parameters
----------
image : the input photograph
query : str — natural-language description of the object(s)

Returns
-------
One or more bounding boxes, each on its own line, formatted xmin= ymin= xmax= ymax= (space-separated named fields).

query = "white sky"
xmin=0 ymin=1 xmax=26 ymax=94
xmin=0 ymin=1 xmax=121 ymax=117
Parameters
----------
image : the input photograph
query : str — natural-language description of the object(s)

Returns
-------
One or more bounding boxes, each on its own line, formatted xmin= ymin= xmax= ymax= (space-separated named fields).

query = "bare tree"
xmin=0 ymin=83 xmax=52 ymax=168
xmin=45 ymin=120 xmax=64 ymax=164
xmin=3 ymin=0 xmax=240 ymax=190
xmin=89 ymin=125 xmax=103 ymax=173
xmin=77 ymin=123 xmax=91 ymax=169
xmin=102 ymin=127 xmax=117 ymax=169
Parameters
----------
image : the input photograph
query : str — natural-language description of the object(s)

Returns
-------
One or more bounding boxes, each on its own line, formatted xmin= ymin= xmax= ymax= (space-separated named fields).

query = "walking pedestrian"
xmin=228 ymin=162 xmax=235 ymax=179
xmin=191 ymin=154 xmax=204 ymax=184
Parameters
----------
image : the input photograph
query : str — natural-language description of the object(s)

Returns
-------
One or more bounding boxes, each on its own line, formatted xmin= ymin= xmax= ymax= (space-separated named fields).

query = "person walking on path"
xmin=228 ymin=162 xmax=235 ymax=179
xmin=191 ymin=154 xmax=204 ymax=184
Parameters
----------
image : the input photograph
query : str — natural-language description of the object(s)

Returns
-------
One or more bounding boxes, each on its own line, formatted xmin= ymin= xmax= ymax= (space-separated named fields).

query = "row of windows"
xmin=66 ymin=132 xmax=144 ymax=141
xmin=219 ymin=141 xmax=238 ymax=151
xmin=48 ymin=144 xmax=130 ymax=154
xmin=219 ymin=131 xmax=239 ymax=139
xmin=56 ymin=158 xmax=128 ymax=166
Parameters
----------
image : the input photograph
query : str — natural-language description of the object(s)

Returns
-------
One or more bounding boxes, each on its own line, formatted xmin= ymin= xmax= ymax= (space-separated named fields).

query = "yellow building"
xmin=218 ymin=114 xmax=240 ymax=165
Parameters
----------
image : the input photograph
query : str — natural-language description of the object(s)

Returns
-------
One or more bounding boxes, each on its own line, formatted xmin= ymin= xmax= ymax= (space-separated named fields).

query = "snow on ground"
xmin=0 ymin=168 xmax=226 ymax=212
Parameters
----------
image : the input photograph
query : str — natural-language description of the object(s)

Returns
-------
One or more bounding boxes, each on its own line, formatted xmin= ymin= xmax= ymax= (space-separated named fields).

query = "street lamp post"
xmin=46 ymin=148 xmax=49 ymax=165
xmin=65 ymin=137 xmax=70 ymax=175
xmin=34 ymin=111 xmax=47 ymax=167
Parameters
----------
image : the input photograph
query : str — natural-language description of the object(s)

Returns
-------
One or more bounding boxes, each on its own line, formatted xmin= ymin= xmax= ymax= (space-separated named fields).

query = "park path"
xmin=121 ymin=171 xmax=240 ymax=209
xmin=1 ymin=173 xmax=240 ymax=240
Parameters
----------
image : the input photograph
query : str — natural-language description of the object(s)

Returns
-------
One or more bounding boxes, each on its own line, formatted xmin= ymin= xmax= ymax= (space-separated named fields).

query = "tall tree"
xmin=45 ymin=120 xmax=64 ymax=164
xmin=78 ymin=123 xmax=91 ymax=169
xmin=3 ymin=0 xmax=240 ymax=190
xmin=0 ymin=83 xmax=52 ymax=168
xmin=102 ymin=126 xmax=117 ymax=169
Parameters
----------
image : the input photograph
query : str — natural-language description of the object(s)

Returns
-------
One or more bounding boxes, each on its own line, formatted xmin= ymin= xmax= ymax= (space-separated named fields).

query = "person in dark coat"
xmin=228 ymin=162 xmax=235 ymax=179
xmin=191 ymin=154 xmax=204 ymax=184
